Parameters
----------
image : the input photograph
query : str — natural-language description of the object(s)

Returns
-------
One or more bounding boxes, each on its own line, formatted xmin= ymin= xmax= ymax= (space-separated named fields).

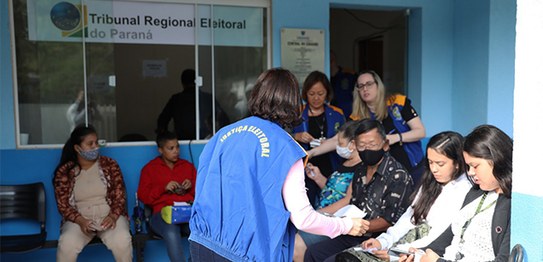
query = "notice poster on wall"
xmin=280 ymin=28 xmax=325 ymax=85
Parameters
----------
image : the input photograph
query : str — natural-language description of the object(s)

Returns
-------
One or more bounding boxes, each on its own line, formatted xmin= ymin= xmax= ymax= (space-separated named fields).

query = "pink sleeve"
xmin=282 ymin=159 xmax=353 ymax=238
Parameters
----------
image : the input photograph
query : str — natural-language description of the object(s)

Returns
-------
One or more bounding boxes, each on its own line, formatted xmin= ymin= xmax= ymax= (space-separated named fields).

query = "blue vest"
xmin=293 ymin=104 xmax=345 ymax=171
xmin=386 ymin=95 xmax=423 ymax=167
xmin=189 ymin=116 xmax=306 ymax=262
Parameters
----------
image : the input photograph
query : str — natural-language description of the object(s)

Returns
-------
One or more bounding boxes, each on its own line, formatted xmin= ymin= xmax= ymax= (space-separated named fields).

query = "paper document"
xmin=333 ymin=204 xmax=366 ymax=218
xmin=173 ymin=201 xmax=191 ymax=206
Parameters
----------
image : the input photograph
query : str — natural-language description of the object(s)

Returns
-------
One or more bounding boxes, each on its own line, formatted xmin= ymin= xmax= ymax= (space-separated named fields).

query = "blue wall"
xmin=452 ymin=0 xmax=490 ymax=135
xmin=0 ymin=144 xmax=205 ymax=241
xmin=487 ymin=0 xmax=515 ymax=136
xmin=511 ymin=193 xmax=543 ymax=261
xmin=1 ymin=0 xmax=16 ymax=149
xmin=452 ymin=0 xmax=515 ymax=136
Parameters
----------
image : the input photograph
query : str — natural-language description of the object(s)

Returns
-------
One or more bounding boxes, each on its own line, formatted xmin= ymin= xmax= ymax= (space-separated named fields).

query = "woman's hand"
xmin=386 ymin=134 xmax=401 ymax=145
xmin=305 ymin=163 xmax=323 ymax=180
xmin=420 ymin=249 xmax=439 ymax=262
xmin=305 ymin=163 xmax=327 ymax=188
xmin=399 ymin=247 xmax=433 ymax=262
xmin=398 ymin=252 xmax=414 ymax=262
xmin=165 ymin=181 xmax=180 ymax=192
xmin=294 ymin=132 xmax=315 ymax=144
xmin=75 ymin=216 xmax=95 ymax=235
xmin=100 ymin=214 xmax=117 ymax=230
xmin=347 ymin=218 xmax=370 ymax=236
xmin=372 ymin=249 xmax=390 ymax=261
xmin=361 ymin=239 xmax=389 ymax=261
xmin=361 ymin=238 xmax=383 ymax=251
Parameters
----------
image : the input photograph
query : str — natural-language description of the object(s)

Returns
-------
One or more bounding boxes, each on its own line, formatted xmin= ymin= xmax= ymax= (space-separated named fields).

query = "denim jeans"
xmin=150 ymin=213 xmax=190 ymax=262
xmin=189 ymin=241 xmax=230 ymax=262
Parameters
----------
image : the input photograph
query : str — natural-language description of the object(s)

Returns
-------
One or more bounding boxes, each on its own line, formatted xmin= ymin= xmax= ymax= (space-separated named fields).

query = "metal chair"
xmin=509 ymin=244 xmax=526 ymax=262
xmin=0 ymin=182 xmax=47 ymax=252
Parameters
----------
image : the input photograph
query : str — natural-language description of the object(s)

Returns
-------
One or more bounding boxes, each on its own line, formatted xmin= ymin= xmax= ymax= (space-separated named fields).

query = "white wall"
xmin=511 ymin=0 xmax=543 ymax=258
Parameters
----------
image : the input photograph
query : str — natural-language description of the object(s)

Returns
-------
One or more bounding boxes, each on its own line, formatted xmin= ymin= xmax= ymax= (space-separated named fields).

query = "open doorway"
xmin=330 ymin=8 xmax=408 ymax=95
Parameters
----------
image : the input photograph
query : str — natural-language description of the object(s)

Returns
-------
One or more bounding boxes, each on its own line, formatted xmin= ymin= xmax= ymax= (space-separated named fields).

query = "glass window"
xmin=12 ymin=0 xmax=269 ymax=145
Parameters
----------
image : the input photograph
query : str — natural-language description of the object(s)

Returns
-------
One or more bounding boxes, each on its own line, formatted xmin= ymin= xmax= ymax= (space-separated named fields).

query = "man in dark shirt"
xmin=156 ymin=69 xmax=229 ymax=140
xmin=304 ymin=119 xmax=414 ymax=262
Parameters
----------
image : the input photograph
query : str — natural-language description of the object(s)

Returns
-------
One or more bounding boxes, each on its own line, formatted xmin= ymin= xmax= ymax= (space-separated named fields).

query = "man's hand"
xmin=165 ymin=181 xmax=181 ymax=192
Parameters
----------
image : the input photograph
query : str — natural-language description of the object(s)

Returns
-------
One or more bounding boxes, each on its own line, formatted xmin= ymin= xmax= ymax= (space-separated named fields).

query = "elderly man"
xmin=304 ymin=119 xmax=414 ymax=262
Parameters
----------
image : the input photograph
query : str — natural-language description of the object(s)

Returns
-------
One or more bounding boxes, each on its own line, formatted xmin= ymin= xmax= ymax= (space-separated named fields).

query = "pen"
xmin=388 ymin=129 xmax=396 ymax=135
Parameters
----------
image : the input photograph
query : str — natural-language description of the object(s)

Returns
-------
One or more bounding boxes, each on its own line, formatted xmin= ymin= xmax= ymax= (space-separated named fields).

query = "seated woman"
xmin=137 ymin=131 xmax=196 ymax=262
xmin=293 ymin=70 xmax=346 ymax=206
xmin=294 ymin=120 xmax=362 ymax=261
xmin=53 ymin=124 xmax=132 ymax=262
xmin=335 ymin=131 xmax=472 ymax=262
xmin=401 ymin=125 xmax=512 ymax=262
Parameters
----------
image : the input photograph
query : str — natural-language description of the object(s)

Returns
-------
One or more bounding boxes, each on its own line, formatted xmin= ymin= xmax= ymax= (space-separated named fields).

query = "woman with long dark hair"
xmin=403 ymin=125 xmax=512 ymax=262
xmin=53 ymin=124 xmax=132 ymax=262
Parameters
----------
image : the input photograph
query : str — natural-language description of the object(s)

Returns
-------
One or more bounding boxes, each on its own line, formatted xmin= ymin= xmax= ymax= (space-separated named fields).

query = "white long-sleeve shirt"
xmin=282 ymin=159 xmax=353 ymax=238
xmin=376 ymin=174 xmax=472 ymax=250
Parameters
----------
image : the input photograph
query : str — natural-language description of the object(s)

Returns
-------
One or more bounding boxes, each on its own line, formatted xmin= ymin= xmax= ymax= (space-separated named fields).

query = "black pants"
xmin=304 ymin=235 xmax=369 ymax=262
xmin=189 ymin=240 xmax=231 ymax=262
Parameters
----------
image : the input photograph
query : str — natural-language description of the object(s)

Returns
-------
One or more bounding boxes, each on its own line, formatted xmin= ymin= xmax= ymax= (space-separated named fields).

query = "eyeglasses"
xmin=358 ymin=140 xmax=385 ymax=151
xmin=356 ymin=81 xmax=375 ymax=90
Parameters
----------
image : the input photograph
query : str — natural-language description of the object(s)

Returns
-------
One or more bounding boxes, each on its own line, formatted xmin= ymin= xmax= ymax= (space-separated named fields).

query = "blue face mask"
xmin=336 ymin=142 xmax=353 ymax=159
xmin=79 ymin=148 xmax=99 ymax=161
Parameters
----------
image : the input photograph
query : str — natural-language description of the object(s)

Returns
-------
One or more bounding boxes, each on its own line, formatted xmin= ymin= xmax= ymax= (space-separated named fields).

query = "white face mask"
xmin=336 ymin=142 xmax=353 ymax=159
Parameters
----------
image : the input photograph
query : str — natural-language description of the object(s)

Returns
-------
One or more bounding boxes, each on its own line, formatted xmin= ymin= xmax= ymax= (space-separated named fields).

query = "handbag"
xmin=160 ymin=203 xmax=192 ymax=224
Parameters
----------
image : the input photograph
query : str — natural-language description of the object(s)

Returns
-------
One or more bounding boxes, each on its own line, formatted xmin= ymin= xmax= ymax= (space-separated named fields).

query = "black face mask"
xmin=359 ymin=148 xmax=385 ymax=166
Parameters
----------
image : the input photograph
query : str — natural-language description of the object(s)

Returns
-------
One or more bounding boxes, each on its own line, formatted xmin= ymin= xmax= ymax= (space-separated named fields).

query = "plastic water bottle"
xmin=133 ymin=192 xmax=144 ymax=234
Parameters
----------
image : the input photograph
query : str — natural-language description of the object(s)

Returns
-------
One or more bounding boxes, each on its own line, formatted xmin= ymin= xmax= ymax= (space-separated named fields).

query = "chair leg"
xmin=133 ymin=234 xmax=148 ymax=262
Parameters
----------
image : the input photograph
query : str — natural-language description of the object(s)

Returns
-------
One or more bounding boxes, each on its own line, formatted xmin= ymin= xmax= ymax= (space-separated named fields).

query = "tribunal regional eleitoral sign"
xmin=26 ymin=0 xmax=263 ymax=47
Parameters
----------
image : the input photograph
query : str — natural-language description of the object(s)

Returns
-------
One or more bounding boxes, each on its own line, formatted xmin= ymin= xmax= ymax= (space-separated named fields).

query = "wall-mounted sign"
xmin=280 ymin=28 xmax=325 ymax=84
xmin=27 ymin=0 xmax=263 ymax=47
xmin=143 ymin=60 xmax=167 ymax=78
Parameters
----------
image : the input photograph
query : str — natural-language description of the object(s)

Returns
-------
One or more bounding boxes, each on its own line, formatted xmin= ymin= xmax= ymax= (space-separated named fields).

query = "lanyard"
xmin=459 ymin=192 xmax=497 ymax=243
xmin=310 ymin=113 xmax=326 ymax=139
xmin=455 ymin=192 xmax=497 ymax=261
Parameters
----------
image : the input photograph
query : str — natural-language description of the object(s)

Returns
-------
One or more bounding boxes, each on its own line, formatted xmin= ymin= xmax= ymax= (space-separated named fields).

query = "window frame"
xmin=10 ymin=0 xmax=271 ymax=148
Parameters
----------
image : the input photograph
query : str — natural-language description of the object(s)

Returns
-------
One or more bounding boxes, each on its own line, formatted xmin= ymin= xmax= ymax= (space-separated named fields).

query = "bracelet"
xmin=398 ymin=133 xmax=403 ymax=146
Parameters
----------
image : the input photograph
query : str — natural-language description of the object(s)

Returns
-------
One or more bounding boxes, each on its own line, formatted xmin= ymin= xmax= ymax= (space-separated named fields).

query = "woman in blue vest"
xmin=309 ymin=70 xmax=426 ymax=184
xmin=293 ymin=70 xmax=345 ymax=207
xmin=189 ymin=68 xmax=368 ymax=262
